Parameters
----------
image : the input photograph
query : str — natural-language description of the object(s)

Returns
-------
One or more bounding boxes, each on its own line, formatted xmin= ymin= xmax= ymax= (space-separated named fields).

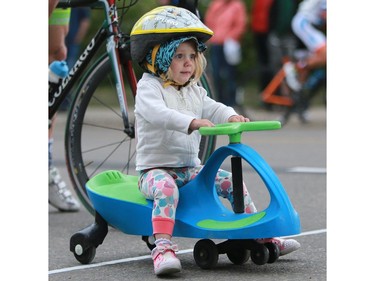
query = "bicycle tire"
xmin=65 ymin=54 xmax=216 ymax=215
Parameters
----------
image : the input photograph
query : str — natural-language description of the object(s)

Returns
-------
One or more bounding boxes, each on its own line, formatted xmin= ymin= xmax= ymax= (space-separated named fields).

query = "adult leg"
xmin=48 ymin=7 xmax=80 ymax=212
xmin=209 ymin=45 xmax=225 ymax=103
xmin=221 ymin=59 xmax=238 ymax=107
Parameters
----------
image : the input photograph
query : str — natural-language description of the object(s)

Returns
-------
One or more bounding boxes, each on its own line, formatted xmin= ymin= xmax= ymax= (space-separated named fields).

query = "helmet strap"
xmin=145 ymin=44 xmax=160 ymax=74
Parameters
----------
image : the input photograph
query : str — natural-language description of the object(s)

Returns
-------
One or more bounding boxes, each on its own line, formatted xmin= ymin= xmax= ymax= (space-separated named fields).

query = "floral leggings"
xmin=138 ymin=166 xmax=257 ymax=236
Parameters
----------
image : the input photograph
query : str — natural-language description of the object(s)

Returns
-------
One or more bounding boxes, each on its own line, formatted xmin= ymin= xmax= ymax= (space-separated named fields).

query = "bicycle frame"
xmin=261 ymin=66 xmax=294 ymax=107
xmin=49 ymin=0 xmax=137 ymax=137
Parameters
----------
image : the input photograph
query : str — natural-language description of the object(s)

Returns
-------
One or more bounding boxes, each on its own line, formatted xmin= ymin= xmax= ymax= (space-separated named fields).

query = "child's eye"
xmin=174 ymin=53 xmax=196 ymax=60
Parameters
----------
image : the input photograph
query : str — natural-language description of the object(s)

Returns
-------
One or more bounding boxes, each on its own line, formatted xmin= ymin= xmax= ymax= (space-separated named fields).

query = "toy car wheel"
xmin=73 ymin=244 xmax=96 ymax=264
xmin=250 ymin=244 xmax=269 ymax=265
xmin=193 ymin=239 xmax=219 ymax=269
xmin=227 ymin=248 xmax=250 ymax=265
xmin=265 ymin=242 xmax=280 ymax=263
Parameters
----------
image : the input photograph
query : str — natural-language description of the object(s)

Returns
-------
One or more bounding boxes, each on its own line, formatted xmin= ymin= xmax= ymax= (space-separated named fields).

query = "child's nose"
xmin=184 ymin=56 xmax=193 ymax=64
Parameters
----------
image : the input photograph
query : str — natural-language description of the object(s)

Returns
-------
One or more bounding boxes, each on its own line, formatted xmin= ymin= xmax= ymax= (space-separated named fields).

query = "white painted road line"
xmin=287 ymin=167 xmax=326 ymax=173
xmin=49 ymin=228 xmax=327 ymax=275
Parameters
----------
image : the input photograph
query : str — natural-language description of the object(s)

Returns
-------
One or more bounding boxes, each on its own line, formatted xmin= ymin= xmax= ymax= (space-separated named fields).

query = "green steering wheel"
xmin=199 ymin=121 xmax=281 ymax=143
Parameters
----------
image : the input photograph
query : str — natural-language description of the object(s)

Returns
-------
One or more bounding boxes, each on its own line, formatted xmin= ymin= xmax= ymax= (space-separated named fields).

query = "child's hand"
xmin=189 ymin=119 xmax=214 ymax=133
xmin=228 ymin=115 xmax=250 ymax=123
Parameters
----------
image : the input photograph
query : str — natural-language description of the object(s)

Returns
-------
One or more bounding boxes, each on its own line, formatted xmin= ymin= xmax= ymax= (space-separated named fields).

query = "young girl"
xmin=131 ymin=6 xmax=300 ymax=276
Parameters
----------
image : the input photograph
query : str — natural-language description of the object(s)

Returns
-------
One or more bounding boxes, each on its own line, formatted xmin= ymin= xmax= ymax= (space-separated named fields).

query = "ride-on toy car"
xmin=70 ymin=121 xmax=301 ymax=268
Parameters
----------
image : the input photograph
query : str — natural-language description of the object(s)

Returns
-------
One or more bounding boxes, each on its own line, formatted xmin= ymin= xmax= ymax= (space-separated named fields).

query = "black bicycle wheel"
xmin=65 ymin=54 xmax=216 ymax=214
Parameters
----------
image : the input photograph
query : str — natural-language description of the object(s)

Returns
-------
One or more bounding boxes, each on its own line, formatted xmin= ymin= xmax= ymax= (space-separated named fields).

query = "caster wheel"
xmin=73 ymin=244 xmax=96 ymax=264
xmin=251 ymin=244 xmax=269 ymax=265
xmin=227 ymin=248 xmax=250 ymax=265
xmin=193 ymin=239 xmax=219 ymax=269
xmin=142 ymin=236 xmax=156 ymax=251
xmin=265 ymin=242 xmax=280 ymax=263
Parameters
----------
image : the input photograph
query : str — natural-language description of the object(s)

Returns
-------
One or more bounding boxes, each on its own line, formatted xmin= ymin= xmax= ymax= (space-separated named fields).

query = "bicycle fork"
xmin=105 ymin=1 xmax=136 ymax=139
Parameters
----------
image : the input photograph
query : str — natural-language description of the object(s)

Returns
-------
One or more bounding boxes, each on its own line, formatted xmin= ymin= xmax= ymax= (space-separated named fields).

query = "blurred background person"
xmin=49 ymin=0 xmax=81 ymax=211
xmin=250 ymin=0 xmax=299 ymax=110
xmin=292 ymin=0 xmax=326 ymax=75
xmin=66 ymin=7 xmax=92 ymax=70
xmin=204 ymin=0 xmax=247 ymax=109
xmin=59 ymin=6 xmax=92 ymax=111
xmin=289 ymin=0 xmax=326 ymax=120
xmin=249 ymin=0 xmax=274 ymax=99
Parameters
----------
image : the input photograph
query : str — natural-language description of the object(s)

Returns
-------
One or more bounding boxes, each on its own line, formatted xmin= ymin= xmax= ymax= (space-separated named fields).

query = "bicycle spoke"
xmin=82 ymin=122 xmax=126 ymax=131
xmin=85 ymin=138 xmax=130 ymax=177
xmin=91 ymin=95 xmax=123 ymax=119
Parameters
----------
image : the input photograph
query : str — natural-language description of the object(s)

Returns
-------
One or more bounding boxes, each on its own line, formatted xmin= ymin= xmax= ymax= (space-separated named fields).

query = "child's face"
xmin=169 ymin=41 xmax=197 ymax=85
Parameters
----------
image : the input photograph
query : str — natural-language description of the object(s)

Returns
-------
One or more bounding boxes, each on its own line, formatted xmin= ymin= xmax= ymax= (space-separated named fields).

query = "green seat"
xmin=86 ymin=170 xmax=147 ymax=206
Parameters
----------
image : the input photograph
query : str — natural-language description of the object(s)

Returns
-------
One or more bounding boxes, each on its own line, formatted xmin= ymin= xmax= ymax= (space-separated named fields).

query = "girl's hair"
xmin=161 ymin=40 xmax=207 ymax=86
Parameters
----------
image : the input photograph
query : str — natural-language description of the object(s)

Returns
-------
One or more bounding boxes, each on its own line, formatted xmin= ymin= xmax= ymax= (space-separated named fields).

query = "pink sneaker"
xmin=151 ymin=239 xmax=181 ymax=276
xmin=257 ymin=237 xmax=300 ymax=256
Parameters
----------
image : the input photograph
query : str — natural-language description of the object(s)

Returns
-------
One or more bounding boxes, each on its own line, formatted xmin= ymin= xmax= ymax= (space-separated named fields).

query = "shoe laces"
xmin=152 ymin=239 xmax=179 ymax=259
xmin=49 ymin=167 xmax=73 ymax=199
xmin=155 ymin=243 xmax=179 ymax=254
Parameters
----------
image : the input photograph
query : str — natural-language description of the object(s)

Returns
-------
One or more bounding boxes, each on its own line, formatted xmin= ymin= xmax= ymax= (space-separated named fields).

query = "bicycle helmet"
xmin=130 ymin=5 xmax=213 ymax=64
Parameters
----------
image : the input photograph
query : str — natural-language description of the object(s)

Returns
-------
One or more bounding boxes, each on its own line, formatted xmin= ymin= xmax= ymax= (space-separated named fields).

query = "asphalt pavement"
xmin=48 ymin=106 xmax=327 ymax=281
